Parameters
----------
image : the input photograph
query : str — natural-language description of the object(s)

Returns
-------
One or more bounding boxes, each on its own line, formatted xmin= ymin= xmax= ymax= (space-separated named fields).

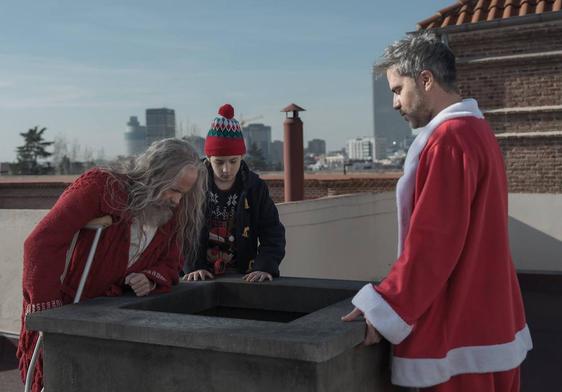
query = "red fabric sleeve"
xmin=22 ymin=169 xmax=110 ymax=308
xmin=375 ymin=143 xmax=477 ymax=326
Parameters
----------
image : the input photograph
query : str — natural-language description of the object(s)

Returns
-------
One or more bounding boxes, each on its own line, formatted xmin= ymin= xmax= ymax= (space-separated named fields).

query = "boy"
xmin=185 ymin=104 xmax=285 ymax=282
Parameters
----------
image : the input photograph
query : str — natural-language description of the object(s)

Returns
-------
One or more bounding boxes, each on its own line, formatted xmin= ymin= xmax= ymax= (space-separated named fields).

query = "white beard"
xmin=141 ymin=202 xmax=174 ymax=227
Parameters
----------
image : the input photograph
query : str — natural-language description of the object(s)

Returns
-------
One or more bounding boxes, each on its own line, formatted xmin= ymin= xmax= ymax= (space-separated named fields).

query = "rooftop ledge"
xmin=458 ymin=49 xmax=562 ymax=64
xmin=483 ymin=105 xmax=562 ymax=114
xmin=0 ymin=172 xmax=403 ymax=185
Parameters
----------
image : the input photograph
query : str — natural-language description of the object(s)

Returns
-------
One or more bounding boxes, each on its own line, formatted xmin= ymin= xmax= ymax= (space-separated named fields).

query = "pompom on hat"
xmin=204 ymin=104 xmax=246 ymax=156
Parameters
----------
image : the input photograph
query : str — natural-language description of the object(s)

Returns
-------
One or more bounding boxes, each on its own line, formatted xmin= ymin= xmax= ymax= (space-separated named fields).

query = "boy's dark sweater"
xmin=189 ymin=160 xmax=285 ymax=276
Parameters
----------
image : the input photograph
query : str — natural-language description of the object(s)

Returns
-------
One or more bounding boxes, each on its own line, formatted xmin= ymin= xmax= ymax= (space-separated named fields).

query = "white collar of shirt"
xmin=128 ymin=218 xmax=158 ymax=268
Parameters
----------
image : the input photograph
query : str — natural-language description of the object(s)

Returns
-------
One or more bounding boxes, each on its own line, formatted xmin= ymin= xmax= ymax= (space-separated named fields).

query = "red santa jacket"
xmin=353 ymin=116 xmax=532 ymax=387
xmin=17 ymin=168 xmax=182 ymax=391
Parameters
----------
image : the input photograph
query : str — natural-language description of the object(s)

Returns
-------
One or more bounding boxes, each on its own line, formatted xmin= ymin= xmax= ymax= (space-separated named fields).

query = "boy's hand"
xmin=243 ymin=271 xmax=272 ymax=282
xmin=125 ymin=273 xmax=154 ymax=297
xmin=183 ymin=269 xmax=214 ymax=281
xmin=341 ymin=307 xmax=382 ymax=346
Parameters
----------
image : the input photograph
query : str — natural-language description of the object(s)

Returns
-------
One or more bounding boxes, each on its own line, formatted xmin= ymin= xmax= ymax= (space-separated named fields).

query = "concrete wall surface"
xmin=278 ymin=192 xmax=398 ymax=281
xmin=508 ymin=193 xmax=562 ymax=272
xmin=0 ymin=210 xmax=46 ymax=335
xmin=1 ymin=192 xmax=561 ymax=334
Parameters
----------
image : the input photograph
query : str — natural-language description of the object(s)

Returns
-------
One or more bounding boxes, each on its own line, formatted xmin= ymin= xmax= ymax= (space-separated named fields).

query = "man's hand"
xmin=183 ymin=269 xmax=214 ymax=281
xmin=243 ymin=271 xmax=273 ymax=282
xmin=342 ymin=307 xmax=383 ymax=346
xmin=125 ymin=273 xmax=153 ymax=297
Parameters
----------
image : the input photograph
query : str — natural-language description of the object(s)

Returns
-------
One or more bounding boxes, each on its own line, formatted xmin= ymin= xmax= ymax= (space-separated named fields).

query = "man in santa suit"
xmin=343 ymin=31 xmax=532 ymax=391
xmin=17 ymin=138 xmax=208 ymax=392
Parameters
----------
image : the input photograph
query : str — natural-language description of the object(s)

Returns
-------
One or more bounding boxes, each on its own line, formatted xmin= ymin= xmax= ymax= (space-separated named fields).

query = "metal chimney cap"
xmin=281 ymin=103 xmax=306 ymax=113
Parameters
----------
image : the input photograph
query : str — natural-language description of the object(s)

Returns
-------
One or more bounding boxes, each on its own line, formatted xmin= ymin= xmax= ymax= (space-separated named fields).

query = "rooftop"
xmin=417 ymin=0 xmax=562 ymax=29
xmin=0 ymin=188 xmax=560 ymax=391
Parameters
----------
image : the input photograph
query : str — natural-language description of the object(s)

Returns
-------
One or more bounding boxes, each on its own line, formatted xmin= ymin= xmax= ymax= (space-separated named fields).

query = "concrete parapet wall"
xmin=1 ymin=192 xmax=561 ymax=334
xmin=278 ymin=193 xmax=398 ymax=281
xmin=508 ymin=193 xmax=562 ymax=272
xmin=0 ymin=210 xmax=46 ymax=334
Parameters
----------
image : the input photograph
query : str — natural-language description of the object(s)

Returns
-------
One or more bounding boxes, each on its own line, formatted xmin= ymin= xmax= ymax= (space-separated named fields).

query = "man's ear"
xmin=419 ymin=70 xmax=434 ymax=92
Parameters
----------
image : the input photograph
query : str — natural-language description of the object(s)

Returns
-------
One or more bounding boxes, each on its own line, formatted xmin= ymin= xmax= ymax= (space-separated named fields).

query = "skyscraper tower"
xmin=242 ymin=123 xmax=272 ymax=159
xmin=372 ymin=73 xmax=411 ymax=160
xmin=124 ymin=116 xmax=147 ymax=156
xmin=146 ymin=108 xmax=176 ymax=147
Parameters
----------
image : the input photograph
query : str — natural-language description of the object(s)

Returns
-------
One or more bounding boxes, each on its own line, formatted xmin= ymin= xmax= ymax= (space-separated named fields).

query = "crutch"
xmin=24 ymin=215 xmax=113 ymax=392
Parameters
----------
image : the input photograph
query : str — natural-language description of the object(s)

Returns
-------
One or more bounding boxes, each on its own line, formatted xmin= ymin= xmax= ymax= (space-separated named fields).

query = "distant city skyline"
xmin=0 ymin=0 xmax=454 ymax=162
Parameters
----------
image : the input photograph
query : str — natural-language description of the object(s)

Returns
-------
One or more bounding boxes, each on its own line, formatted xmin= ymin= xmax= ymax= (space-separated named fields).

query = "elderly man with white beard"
xmin=17 ymin=138 xmax=208 ymax=392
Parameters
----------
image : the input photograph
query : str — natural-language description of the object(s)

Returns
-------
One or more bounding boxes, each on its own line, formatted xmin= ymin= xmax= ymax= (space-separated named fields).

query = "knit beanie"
xmin=204 ymin=104 xmax=246 ymax=156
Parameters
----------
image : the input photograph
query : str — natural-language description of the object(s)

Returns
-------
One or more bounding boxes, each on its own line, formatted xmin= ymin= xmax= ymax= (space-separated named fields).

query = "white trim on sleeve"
xmin=391 ymin=324 xmax=533 ymax=387
xmin=352 ymin=283 xmax=413 ymax=345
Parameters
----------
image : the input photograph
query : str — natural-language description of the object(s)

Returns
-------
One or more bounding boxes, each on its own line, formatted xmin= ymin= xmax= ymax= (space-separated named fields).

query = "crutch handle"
xmin=84 ymin=215 xmax=112 ymax=229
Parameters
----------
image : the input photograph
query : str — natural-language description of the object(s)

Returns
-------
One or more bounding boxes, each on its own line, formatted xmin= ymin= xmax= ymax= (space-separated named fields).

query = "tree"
xmin=14 ymin=126 xmax=54 ymax=174
xmin=245 ymin=142 xmax=268 ymax=171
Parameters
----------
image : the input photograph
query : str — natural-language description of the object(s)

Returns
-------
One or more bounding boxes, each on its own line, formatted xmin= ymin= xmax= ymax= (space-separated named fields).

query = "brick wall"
xmin=0 ymin=182 xmax=70 ymax=209
xmin=0 ymin=174 xmax=402 ymax=209
xmin=486 ymin=110 xmax=562 ymax=133
xmin=456 ymin=56 xmax=562 ymax=110
xmin=447 ymin=20 xmax=562 ymax=60
xmin=444 ymin=19 xmax=562 ymax=193
xmin=497 ymin=133 xmax=562 ymax=193
xmin=264 ymin=176 xmax=400 ymax=203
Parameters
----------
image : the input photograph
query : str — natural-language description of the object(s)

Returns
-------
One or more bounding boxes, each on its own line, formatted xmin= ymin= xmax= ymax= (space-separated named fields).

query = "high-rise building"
xmin=242 ymin=123 xmax=271 ymax=159
xmin=346 ymin=137 xmax=374 ymax=161
xmin=270 ymin=140 xmax=284 ymax=169
xmin=146 ymin=108 xmax=176 ymax=147
xmin=372 ymin=74 xmax=411 ymax=153
xmin=124 ymin=116 xmax=147 ymax=156
xmin=307 ymin=139 xmax=326 ymax=156
xmin=374 ymin=136 xmax=388 ymax=161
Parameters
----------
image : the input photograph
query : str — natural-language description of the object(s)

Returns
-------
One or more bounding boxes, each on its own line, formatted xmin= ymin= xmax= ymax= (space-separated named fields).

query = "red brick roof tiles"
xmin=417 ymin=0 xmax=562 ymax=29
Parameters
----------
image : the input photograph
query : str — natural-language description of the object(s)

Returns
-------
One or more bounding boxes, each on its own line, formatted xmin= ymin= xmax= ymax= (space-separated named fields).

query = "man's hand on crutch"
xmin=125 ymin=273 xmax=155 ymax=296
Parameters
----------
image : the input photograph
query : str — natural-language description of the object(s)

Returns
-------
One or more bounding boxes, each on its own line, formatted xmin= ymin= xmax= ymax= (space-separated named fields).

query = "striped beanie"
xmin=204 ymin=104 xmax=246 ymax=156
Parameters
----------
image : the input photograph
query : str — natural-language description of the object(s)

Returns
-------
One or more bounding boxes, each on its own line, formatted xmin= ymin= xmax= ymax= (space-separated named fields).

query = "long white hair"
xmin=106 ymin=138 xmax=207 ymax=264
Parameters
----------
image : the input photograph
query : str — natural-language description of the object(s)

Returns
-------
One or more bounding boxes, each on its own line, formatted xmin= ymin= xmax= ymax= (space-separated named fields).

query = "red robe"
xmin=353 ymin=115 xmax=532 ymax=388
xmin=17 ymin=168 xmax=182 ymax=392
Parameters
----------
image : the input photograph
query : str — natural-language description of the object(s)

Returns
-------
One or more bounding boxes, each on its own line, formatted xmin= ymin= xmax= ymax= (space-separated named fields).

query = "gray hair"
xmin=375 ymin=31 xmax=458 ymax=92
xmin=105 ymin=138 xmax=207 ymax=266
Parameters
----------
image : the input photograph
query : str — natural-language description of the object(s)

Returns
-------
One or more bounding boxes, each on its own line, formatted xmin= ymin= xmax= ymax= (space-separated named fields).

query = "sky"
xmin=0 ymin=0 xmax=455 ymax=162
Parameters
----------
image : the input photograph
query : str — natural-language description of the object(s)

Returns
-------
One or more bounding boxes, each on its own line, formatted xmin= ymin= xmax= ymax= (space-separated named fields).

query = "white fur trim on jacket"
xmin=391 ymin=324 xmax=533 ymax=387
xmin=396 ymin=98 xmax=484 ymax=256
xmin=352 ymin=283 xmax=413 ymax=345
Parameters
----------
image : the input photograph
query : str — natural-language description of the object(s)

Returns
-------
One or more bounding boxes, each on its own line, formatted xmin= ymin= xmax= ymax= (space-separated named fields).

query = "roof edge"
xmin=414 ymin=10 xmax=562 ymax=34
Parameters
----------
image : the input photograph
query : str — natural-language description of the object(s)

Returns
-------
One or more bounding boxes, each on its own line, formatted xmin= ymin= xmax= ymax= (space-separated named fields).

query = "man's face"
xmin=159 ymin=165 xmax=199 ymax=208
xmin=144 ymin=166 xmax=198 ymax=226
xmin=209 ymin=155 xmax=242 ymax=190
xmin=387 ymin=67 xmax=432 ymax=129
